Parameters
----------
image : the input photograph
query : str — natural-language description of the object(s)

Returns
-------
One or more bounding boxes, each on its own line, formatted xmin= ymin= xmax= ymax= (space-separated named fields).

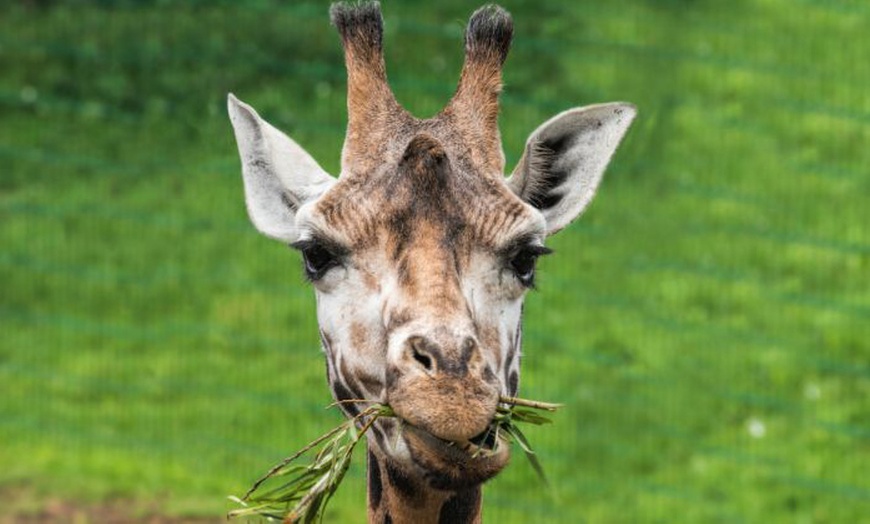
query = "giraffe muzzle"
xmin=386 ymin=332 xmax=500 ymax=443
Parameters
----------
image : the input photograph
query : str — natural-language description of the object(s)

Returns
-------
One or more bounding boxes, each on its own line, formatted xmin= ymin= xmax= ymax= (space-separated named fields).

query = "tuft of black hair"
xmin=466 ymin=4 xmax=513 ymax=65
xmin=329 ymin=1 xmax=384 ymax=51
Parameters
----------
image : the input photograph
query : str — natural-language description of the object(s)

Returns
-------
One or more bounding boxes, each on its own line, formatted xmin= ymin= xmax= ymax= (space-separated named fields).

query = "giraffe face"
xmin=293 ymin=133 xmax=546 ymax=486
xmin=228 ymin=1 xmax=635 ymax=493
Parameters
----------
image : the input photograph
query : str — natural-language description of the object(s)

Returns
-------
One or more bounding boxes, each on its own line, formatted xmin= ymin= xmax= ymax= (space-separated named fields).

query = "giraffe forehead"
xmin=312 ymin=167 xmax=539 ymax=251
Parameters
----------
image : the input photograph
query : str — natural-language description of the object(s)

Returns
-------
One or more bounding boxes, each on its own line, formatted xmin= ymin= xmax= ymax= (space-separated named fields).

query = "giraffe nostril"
xmin=409 ymin=337 xmax=435 ymax=372
xmin=412 ymin=347 xmax=433 ymax=370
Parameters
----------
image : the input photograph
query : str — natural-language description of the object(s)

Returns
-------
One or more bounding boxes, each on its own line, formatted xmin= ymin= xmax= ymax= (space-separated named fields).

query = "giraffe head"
xmin=228 ymin=2 xmax=634 ymax=491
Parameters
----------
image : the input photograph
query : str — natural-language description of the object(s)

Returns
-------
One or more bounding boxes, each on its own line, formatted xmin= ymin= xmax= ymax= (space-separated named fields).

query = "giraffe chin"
xmin=400 ymin=424 xmax=511 ymax=491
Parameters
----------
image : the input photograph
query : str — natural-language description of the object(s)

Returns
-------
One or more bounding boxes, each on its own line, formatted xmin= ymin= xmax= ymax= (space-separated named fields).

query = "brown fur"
xmin=230 ymin=1 xmax=632 ymax=521
xmin=314 ymin=124 xmax=524 ymax=518
xmin=330 ymin=2 xmax=413 ymax=176
xmin=321 ymin=3 xmax=527 ymax=522
xmin=441 ymin=5 xmax=513 ymax=175
xmin=367 ymin=448 xmax=485 ymax=524
xmin=331 ymin=2 xmax=513 ymax=181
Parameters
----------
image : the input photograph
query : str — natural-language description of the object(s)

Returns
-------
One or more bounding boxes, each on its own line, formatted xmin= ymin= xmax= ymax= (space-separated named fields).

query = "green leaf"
xmin=228 ymin=397 xmax=560 ymax=522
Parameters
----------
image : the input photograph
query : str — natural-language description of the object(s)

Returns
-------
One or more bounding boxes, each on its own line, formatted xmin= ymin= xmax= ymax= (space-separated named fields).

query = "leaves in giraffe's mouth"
xmin=472 ymin=396 xmax=561 ymax=485
xmin=227 ymin=397 xmax=560 ymax=523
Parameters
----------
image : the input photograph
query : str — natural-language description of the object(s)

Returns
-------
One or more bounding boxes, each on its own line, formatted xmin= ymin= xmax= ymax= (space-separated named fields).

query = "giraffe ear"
xmin=507 ymin=103 xmax=636 ymax=236
xmin=227 ymin=94 xmax=335 ymax=243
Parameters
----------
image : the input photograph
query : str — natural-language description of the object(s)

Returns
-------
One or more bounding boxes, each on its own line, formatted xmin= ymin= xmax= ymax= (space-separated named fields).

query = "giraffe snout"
xmin=386 ymin=331 xmax=499 ymax=442
xmin=405 ymin=334 xmax=483 ymax=378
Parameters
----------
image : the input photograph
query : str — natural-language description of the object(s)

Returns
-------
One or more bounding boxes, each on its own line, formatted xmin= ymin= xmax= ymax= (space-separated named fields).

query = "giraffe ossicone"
xmin=228 ymin=2 xmax=634 ymax=522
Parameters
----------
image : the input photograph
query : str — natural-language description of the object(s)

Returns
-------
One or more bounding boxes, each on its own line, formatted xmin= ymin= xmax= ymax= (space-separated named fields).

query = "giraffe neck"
xmin=366 ymin=448 xmax=482 ymax=524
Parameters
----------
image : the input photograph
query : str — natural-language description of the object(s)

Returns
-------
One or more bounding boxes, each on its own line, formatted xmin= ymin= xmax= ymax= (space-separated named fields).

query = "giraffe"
xmin=227 ymin=2 xmax=634 ymax=522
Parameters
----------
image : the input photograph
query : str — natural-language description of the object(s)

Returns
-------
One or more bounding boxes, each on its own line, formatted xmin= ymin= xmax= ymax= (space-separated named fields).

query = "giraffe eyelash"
xmin=505 ymin=243 xmax=552 ymax=289
xmin=290 ymin=238 xmax=348 ymax=281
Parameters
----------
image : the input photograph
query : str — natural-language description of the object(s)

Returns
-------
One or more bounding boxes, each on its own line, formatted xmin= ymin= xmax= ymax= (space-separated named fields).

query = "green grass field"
xmin=1 ymin=0 xmax=868 ymax=522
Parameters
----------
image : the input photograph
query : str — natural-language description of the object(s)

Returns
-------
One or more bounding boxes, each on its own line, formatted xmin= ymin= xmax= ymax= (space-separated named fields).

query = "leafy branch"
xmin=228 ymin=397 xmax=560 ymax=523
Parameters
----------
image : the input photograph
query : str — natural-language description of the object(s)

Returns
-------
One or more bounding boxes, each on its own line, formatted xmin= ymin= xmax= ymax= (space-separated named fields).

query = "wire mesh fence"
xmin=1 ymin=0 xmax=868 ymax=522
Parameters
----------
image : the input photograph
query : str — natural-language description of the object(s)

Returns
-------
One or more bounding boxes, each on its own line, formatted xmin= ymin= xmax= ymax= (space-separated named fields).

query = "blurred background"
xmin=1 ymin=0 xmax=868 ymax=522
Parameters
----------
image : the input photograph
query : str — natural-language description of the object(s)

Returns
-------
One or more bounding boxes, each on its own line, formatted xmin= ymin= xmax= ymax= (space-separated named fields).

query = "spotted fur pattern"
xmin=306 ymin=4 xmax=529 ymax=521
xmin=229 ymin=2 xmax=635 ymax=522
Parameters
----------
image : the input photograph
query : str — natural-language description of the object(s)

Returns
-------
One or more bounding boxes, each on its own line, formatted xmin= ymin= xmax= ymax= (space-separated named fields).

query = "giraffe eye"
xmin=292 ymin=239 xmax=342 ymax=281
xmin=508 ymin=245 xmax=552 ymax=288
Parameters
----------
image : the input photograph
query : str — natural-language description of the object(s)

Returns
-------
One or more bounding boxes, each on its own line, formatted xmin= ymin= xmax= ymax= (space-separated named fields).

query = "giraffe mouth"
xmin=469 ymin=426 xmax=500 ymax=451
xmin=418 ymin=427 xmax=500 ymax=455
xmin=398 ymin=418 xmax=506 ymax=457
xmin=397 ymin=422 xmax=511 ymax=490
